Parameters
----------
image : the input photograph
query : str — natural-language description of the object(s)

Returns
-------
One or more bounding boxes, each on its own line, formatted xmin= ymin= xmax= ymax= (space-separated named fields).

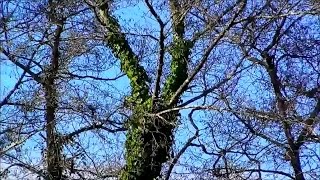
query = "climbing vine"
xmin=95 ymin=3 xmax=192 ymax=179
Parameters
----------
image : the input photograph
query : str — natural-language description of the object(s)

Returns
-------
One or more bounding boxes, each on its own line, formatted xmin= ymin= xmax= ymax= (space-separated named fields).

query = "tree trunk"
xmin=45 ymin=8 xmax=63 ymax=178
xmin=45 ymin=83 xmax=62 ymax=180
xmin=120 ymin=109 xmax=176 ymax=180
xmin=289 ymin=148 xmax=305 ymax=180
xmin=92 ymin=1 xmax=190 ymax=179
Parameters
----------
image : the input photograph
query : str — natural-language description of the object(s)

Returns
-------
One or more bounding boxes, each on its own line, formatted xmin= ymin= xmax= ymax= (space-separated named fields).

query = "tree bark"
xmin=44 ymin=5 xmax=64 ymax=177
xmin=92 ymin=1 xmax=191 ymax=179
xmin=289 ymin=147 xmax=305 ymax=180
xmin=264 ymin=52 xmax=305 ymax=180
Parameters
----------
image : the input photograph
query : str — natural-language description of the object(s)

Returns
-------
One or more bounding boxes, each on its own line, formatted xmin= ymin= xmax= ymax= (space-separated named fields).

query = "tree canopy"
xmin=1 ymin=0 xmax=319 ymax=179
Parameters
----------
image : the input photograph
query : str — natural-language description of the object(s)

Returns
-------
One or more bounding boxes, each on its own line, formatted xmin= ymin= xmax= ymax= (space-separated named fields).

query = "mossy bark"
xmin=120 ymin=107 xmax=176 ymax=179
xmin=95 ymin=2 xmax=191 ymax=179
xmin=45 ymin=23 xmax=63 ymax=180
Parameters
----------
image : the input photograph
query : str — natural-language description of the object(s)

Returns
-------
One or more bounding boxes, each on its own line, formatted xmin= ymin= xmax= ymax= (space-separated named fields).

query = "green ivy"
xmin=98 ymin=7 xmax=192 ymax=180
xmin=104 ymin=14 xmax=150 ymax=103
xmin=163 ymin=36 xmax=192 ymax=104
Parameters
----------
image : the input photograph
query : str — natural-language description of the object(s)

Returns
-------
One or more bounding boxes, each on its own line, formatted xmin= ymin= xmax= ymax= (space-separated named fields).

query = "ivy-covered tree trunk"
xmin=92 ymin=1 xmax=192 ymax=179
xmin=45 ymin=2 xmax=64 ymax=179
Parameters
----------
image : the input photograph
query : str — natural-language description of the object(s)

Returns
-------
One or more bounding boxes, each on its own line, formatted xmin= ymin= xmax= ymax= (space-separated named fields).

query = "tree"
xmin=1 ymin=0 xmax=124 ymax=179
xmin=87 ymin=0 xmax=250 ymax=179
xmin=1 ymin=0 xmax=319 ymax=180
xmin=225 ymin=2 xmax=320 ymax=179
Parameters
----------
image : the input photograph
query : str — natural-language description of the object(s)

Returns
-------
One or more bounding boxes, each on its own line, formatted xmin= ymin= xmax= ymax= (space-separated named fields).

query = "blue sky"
xmin=1 ymin=1 xmax=320 ymax=179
